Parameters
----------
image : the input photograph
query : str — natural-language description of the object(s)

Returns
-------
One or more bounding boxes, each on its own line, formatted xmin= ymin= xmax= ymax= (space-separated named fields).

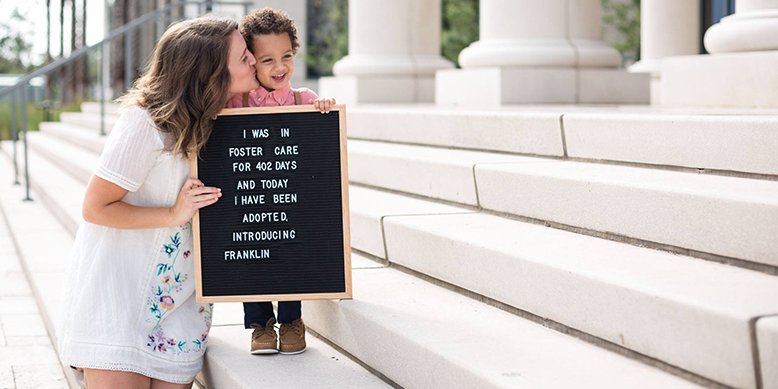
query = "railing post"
xmin=157 ymin=9 xmax=166 ymax=41
xmin=11 ymin=88 xmax=19 ymax=185
xmin=100 ymin=41 xmax=107 ymax=136
xmin=21 ymin=84 xmax=32 ymax=201
xmin=125 ymin=30 xmax=133 ymax=92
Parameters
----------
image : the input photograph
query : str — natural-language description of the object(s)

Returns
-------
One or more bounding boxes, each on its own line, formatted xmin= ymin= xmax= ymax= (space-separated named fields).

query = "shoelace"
xmin=280 ymin=322 xmax=302 ymax=336
xmin=250 ymin=324 xmax=276 ymax=341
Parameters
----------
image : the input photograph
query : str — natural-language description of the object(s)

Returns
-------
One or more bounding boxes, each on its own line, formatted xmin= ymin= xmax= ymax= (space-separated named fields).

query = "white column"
xmin=437 ymin=0 xmax=648 ymax=106
xmin=661 ymin=0 xmax=778 ymax=107
xmin=631 ymin=0 xmax=700 ymax=73
xmin=320 ymin=0 xmax=453 ymax=103
xmin=459 ymin=0 xmax=620 ymax=68
xmin=333 ymin=0 xmax=452 ymax=76
xmin=568 ymin=0 xmax=623 ymax=67
xmin=704 ymin=0 xmax=778 ymax=53
xmin=630 ymin=0 xmax=700 ymax=105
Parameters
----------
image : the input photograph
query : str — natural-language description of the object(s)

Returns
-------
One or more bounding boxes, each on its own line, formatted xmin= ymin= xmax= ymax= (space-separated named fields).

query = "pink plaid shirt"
xmin=226 ymin=85 xmax=318 ymax=108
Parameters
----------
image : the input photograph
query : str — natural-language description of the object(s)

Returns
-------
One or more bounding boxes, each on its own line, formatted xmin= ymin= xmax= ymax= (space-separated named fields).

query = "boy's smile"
xmin=251 ymin=33 xmax=295 ymax=92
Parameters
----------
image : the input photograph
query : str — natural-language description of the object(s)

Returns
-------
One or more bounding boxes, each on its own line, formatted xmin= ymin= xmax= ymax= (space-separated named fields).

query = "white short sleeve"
xmin=95 ymin=106 xmax=165 ymax=192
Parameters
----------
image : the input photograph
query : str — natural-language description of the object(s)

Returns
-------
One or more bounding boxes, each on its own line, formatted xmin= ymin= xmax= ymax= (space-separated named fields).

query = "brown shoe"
xmin=279 ymin=318 xmax=306 ymax=354
xmin=250 ymin=318 xmax=278 ymax=354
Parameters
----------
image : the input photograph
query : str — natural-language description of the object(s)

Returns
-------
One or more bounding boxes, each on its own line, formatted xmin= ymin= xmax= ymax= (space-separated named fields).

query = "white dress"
xmin=58 ymin=106 xmax=213 ymax=384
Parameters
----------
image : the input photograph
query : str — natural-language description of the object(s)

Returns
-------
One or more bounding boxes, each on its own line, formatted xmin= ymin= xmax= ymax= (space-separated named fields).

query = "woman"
xmin=58 ymin=16 xmax=259 ymax=388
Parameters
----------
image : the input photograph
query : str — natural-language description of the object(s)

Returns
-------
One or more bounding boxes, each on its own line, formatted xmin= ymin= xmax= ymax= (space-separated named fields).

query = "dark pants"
xmin=243 ymin=301 xmax=301 ymax=328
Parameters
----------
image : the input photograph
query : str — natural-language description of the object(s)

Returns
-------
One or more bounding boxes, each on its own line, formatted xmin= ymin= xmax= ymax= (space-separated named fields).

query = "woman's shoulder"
xmin=111 ymin=105 xmax=164 ymax=145
xmin=118 ymin=105 xmax=152 ymax=122
xmin=115 ymin=105 xmax=160 ymax=130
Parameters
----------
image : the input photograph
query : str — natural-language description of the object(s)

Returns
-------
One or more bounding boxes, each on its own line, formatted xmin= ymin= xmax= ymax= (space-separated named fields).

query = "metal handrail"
xmin=2 ymin=0 xmax=252 ymax=201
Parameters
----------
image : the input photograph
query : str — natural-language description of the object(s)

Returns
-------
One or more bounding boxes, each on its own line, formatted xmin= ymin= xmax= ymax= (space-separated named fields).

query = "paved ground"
xmin=0 ymin=211 xmax=69 ymax=389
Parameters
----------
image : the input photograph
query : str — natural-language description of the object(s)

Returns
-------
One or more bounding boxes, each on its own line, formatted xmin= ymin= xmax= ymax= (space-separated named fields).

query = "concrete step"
xmin=38 ymin=121 xmax=107 ymax=154
xmin=26 ymin=132 xmax=98 ymax=185
xmin=0 ymin=143 xmax=389 ymax=389
xmin=759 ymin=316 xmax=778 ymax=389
xmin=348 ymin=106 xmax=565 ymax=157
xmin=55 ymin=102 xmax=778 ymax=176
xmin=348 ymin=139 xmax=539 ymax=206
xmin=381 ymin=211 xmax=778 ymax=388
xmin=348 ymin=185 xmax=471 ymax=258
xmin=0 ymin=148 xmax=82 ymax=388
xmin=475 ymin=160 xmax=778 ymax=268
xmin=79 ymin=101 xmax=121 ymax=116
xmin=59 ymin=111 xmax=118 ymax=133
xmin=347 ymin=105 xmax=778 ymax=176
xmin=7 ymin=137 xmax=87 ymax=235
xmin=202 ymin=325 xmax=390 ymax=389
xmin=349 ymin=139 xmax=778 ymax=268
xmin=304 ymin=252 xmax=698 ymax=389
xmin=562 ymin=112 xmax=778 ymax=176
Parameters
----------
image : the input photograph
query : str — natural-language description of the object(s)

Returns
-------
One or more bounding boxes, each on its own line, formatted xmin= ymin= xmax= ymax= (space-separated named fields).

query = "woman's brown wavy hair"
xmin=116 ymin=16 xmax=238 ymax=158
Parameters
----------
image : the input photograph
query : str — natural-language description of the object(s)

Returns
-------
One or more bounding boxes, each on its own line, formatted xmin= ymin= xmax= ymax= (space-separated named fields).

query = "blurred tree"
xmin=602 ymin=0 xmax=641 ymax=64
xmin=306 ymin=0 xmax=348 ymax=78
xmin=0 ymin=8 xmax=35 ymax=73
xmin=441 ymin=0 xmax=478 ymax=67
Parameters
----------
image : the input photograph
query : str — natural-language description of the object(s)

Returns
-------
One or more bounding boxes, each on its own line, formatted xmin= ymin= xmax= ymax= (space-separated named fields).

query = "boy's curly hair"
xmin=239 ymin=7 xmax=300 ymax=54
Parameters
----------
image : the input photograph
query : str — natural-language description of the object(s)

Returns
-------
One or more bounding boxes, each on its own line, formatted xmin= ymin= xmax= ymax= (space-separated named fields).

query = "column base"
xmin=661 ymin=51 xmax=778 ymax=108
xmin=435 ymin=67 xmax=649 ymax=107
xmin=318 ymin=75 xmax=435 ymax=104
xmin=704 ymin=10 xmax=778 ymax=53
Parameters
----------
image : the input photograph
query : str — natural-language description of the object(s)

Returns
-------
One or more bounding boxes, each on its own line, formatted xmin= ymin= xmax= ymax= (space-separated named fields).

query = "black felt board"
xmin=192 ymin=106 xmax=351 ymax=302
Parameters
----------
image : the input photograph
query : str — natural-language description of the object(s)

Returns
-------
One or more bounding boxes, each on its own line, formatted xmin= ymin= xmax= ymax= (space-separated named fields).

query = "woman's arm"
xmin=82 ymin=176 xmax=222 ymax=229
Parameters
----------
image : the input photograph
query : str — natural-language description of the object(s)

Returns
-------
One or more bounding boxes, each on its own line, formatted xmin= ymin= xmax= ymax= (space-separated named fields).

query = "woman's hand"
xmin=168 ymin=178 xmax=222 ymax=226
xmin=313 ymin=97 xmax=336 ymax=113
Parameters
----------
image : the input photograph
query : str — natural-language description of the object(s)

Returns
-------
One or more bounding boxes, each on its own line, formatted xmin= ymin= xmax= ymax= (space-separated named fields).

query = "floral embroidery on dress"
xmin=145 ymin=222 xmax=212 ymax=354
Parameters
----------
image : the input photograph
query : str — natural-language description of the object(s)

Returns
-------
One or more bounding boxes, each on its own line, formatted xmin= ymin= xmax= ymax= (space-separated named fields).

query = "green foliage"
xmin=305 ymin=0 xmax=349 ymax=78
xmin=0 ymin=99 xmax=83 ymax=141
xmin=602 ymin=0 xmax=641 ymax=63
xmin=441 ymin=0 xmax=478 ymax=67
xmin=0 ymin=7 xmax=36 ymax=73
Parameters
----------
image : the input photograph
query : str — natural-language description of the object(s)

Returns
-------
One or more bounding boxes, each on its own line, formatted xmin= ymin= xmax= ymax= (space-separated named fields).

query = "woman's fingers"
xmin=188 ymin=186 xmax=221 ymax=197
xmin=192 ymin=192 xmax=221 ymax=205
xmin=183 ymin=177 xmax=204 ymax=189
xmin=189 ymin=187 xmax=221 ymax=207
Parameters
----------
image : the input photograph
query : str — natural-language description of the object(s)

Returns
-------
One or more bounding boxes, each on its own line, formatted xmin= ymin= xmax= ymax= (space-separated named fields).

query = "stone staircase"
xmin=1 ymin=101 xmax=777 ymax=388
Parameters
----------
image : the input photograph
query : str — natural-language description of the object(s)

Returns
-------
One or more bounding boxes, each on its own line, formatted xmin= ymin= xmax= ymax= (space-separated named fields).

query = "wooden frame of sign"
xmin=191 ymin=105 xmax=351 ymax=303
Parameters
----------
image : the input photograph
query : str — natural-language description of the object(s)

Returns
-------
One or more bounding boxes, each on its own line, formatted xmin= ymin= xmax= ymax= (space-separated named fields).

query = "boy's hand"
xmin=313 ymin=97 xmax=336 ymax=113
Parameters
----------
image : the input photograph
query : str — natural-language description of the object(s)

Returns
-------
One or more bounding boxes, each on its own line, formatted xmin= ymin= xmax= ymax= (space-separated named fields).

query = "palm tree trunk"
xmin=45 ymin=0 xmax=52 ymax=101
xmin=111 ymin=0 xmax=126 ymax=97
xmin=46 ymin=0 xmax=52 ymax=62
xmin=58 ymin=0 xmax=65 ymax=102
xmin=69 ymin=0 xmax=77 ymax=102
xmin=81 ymin=0 xmax=87 ymax=100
